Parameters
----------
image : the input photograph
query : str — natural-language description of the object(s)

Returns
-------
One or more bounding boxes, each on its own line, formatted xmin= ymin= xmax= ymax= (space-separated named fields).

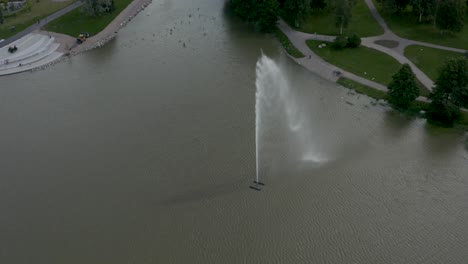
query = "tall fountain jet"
xmin=250 ymin=54 xmax=327 ymax=191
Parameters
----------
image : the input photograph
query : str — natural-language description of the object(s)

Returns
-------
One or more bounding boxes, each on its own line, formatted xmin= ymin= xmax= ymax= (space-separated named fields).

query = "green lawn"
xmin=460 ymin=111 xmax=468 ymax=126
xmin=273 ymin=27 xmax=304 ymax=58
xmin=307 ymin=40 xmax=401 ymax=85
xmin=337 ymin=77 xmax=430 ymax=110
xmin=45 ymin=0 xmax=133 ymax=37
xmin=372 ymin=0 xmax=468 ymax=49
xmin=0 ymin=0 xmax=74 ymax=39
xmin=405 ymin=45 xmax=466 ymax=81
xmin=282 ymin=0 xmax=383 ymax=37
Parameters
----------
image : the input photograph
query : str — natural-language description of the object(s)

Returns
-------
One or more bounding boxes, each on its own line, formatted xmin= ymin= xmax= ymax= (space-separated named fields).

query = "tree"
xmin=310 ymin=0 xmax=327 ymax=9
xmin=346 ymin=33 xmax=361 ymax=48
xmin=411 ymin=0 xmax=435 ymax=22
xmin=380 ymin=0 xmax=409 ymax=13
xmin=435 ymin=0 xmax=465 ymax=33
xmin=335 ymin=0 xmax=351 ymax=34
xmin=331 ymin=35 xmax=348 ymax=49
xmin=387 ymin=64 xmax=419 ymax=109
xmin=432 ymin=57 xmax=468 ymax=107
xmin=82 ymin=0 xmax=116 ymax=16
xmin=395 ymin=0 xmax=410 ymax=10
xmin=0 ymin=9 xmax=3 ymax=25
xmin=427 ymin=57 xmax=468 ymax=125
xmin=229 ymin=0 xmax=279 ymax=32
xmin=257 ymin=0 xmax=280 ymax=32
xmin=426 ymin=99 xmax=461 ymax=126
xmin=283 ymin=0 xmax=311 ymax=26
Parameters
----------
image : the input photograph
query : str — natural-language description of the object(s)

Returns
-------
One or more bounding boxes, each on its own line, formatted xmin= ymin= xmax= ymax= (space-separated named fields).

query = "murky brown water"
xmin=0 ymin=0 xmax=467 ymax=263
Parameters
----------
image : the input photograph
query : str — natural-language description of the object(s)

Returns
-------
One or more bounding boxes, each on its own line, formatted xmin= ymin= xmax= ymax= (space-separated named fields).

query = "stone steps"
xmin=0 ymin=33 xmax=63 ymax=76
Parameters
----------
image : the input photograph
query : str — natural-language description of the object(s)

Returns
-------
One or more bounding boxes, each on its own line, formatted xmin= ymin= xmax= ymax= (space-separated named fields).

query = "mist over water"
xmin=255 ymin=54 xmax=327 ymax=179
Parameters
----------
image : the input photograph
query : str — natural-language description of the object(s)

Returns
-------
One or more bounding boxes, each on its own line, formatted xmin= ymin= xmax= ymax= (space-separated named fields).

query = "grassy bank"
xmin=0 ymin=0 xmax=74 ymax=39
xmin=337 ymin=77 xmax=428 ymax=112
xmin=282 ymin=0 xmax=383 ymax=37
xmin=45 ymin=0 xmax=133 ymax=36
xmin=337 ymin=77 xmax=387 ymax=100
xmin=273 ymin=27 xmax=304 ymax=58
xmin=405 ymin=45 xmax=466 ymax=81
xmin=337 ymin=77 xmax=468 ymax=127
xmin=371 ymin=0 xmax=468 ymax=49
xmin=460 ymin=112 xmax=468 ymax=126
xmin=306 ymin=40 xmax=401 ymax=85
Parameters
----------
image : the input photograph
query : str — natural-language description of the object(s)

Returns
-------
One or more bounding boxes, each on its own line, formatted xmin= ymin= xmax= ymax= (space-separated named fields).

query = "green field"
xmin=372 ymin=0 xmax=468 ymax=49
xmin=282 ymin=0 xmax=383 ymax=37
xmin=307 ymin=40 xmax=401 ymax=85
xmin=45 ymin=0 xmax=133 ymax=36
xmin=273 ymin=27 xmax=304 ymax=58
xmin=0 ymin=0 xmax=74 ymax=39
xmin=460 ymin=111 xmax=468 ymax=126
xmin=405 ymin=45 xmax=467 ymax=81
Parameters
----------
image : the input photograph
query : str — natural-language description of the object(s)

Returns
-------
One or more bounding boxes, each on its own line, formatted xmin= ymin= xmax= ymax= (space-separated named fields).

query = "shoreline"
xmin=27 ymin=0 xmax=153 ymax=73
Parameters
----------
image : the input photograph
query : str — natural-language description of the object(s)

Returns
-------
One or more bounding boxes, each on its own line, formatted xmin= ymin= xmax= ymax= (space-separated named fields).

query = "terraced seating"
xmin=0 ymin=33 xmax=63 ymax=76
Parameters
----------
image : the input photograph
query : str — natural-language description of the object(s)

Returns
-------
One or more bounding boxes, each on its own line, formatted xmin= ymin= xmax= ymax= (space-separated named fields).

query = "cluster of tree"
xmin=331 ymin=33 xmax=361 ymax=49
xmin=229 ymin=0 xmax=354 ymax=33
xmin=82 ymin=0 xmax=116 ymax=17
xmin=228 ymin=0 xmax=280 ymax=32
xmin=378 ymin=0 xmax=466 ymax=32
xmin=387 ymin=64 xmax=419 ymax=109
xmin=387 ymin=58 xmax=468 ymax=126
xmin=427 ymin=57 xmax=468 ymax=126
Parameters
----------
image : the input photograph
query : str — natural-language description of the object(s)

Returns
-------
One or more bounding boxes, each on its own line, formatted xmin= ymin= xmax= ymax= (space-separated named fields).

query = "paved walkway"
xmin=363 ymin=0 xmax=466 ymax=55
xmin=278 ymin=0 xmax=467 ymax=94
xmin=279 ymin=19 xmax=390 ymax=94
xmin=0 ymin=0 xmax=83 ymax=49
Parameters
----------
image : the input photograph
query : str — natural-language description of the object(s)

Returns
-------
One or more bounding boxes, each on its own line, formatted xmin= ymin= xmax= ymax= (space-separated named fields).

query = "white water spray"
xmin=255 ymin=54 xmax=327 ymax=183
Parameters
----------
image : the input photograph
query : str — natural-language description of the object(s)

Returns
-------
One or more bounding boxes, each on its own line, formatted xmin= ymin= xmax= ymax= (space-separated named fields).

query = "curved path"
xmin=364 ymin=0 xmax=466 ymax=55
xmin=278 ymin=19 xmax=388 ymax=93
xmin=279 ymin=0 xmax=468 ymax=93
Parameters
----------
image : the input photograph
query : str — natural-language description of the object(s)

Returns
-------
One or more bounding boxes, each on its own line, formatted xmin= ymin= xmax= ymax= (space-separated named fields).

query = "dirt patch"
xmin=374 ymin=40 xmax=399 ymax=48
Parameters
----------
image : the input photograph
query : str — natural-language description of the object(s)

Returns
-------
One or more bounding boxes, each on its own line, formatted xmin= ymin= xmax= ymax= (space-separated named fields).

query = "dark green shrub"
xmin=331 ymin=35 xmax=347 ymax=50
xmin=347 ymin=33 xmax=361 ymax=48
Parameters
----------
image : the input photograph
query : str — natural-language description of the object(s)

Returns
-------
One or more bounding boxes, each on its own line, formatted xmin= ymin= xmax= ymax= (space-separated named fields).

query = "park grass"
xmin=338 ymin=77 xmax=429 ymax=109
xmin=281 ymin=0 xmax=383 ymax=37
xmin=273 ymin=27 xmax=304 ymax=58
xmin=371 ymin=0 xmax=468 ymax=49
xmin=306 ymin=40 xmax=401 ymax=85
xmin=460 ymin=111 xmax=468 ymax=126
xmin=416 ymin=79 xmax=431 ymax=98
xmin=337 ymin=77 xmax=388 ymax=100
xmin=0 ymin=0 xmax=74 ymax=39
xmin=405 ymin=45 xmax=467 ymax=81
xmin=45 ymin=0 xmax=133 ymax=37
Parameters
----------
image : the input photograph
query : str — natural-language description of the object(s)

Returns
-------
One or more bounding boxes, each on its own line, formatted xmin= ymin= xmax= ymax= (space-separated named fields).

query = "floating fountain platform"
xmin=249 ymin=186 xmax=261 ymax=191
xmin=250 ymin=180 xmax=264 ymax=191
